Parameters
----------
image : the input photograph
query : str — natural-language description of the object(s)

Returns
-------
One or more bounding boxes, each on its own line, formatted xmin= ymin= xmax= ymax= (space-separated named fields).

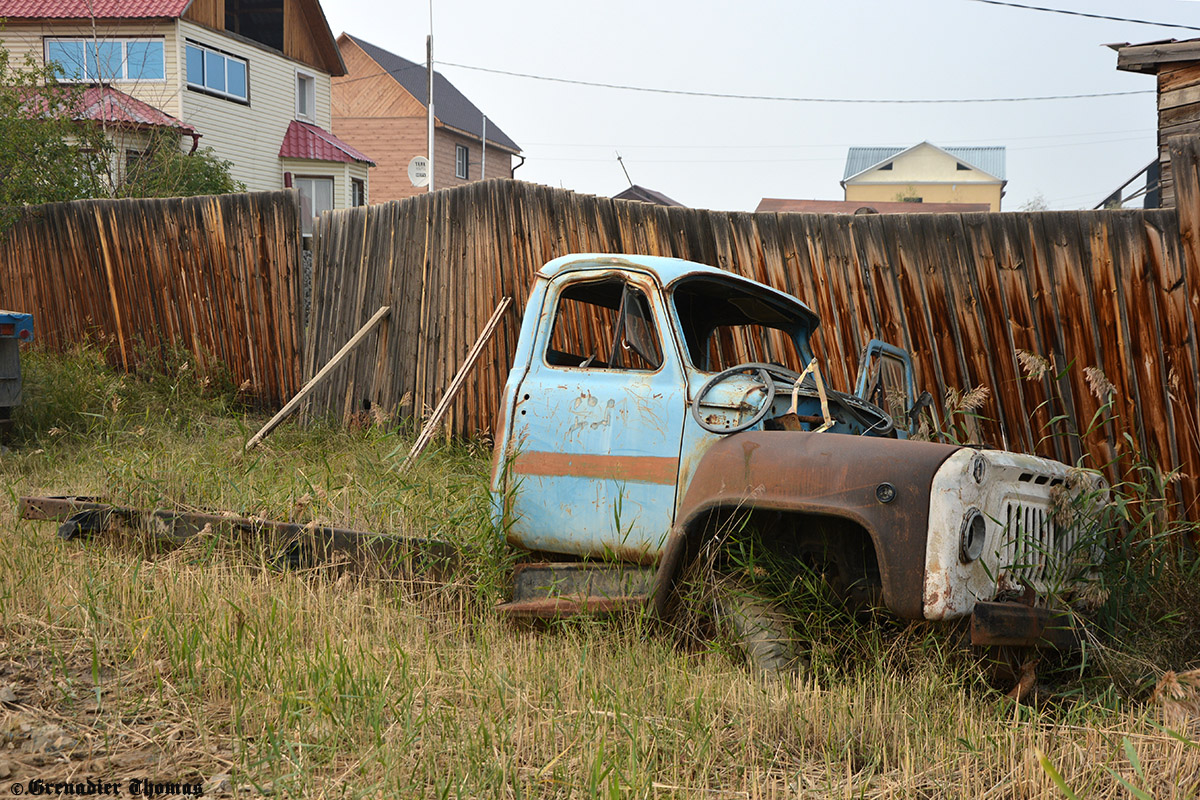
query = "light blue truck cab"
xmin=489 ymin=255 xmax=1102 ymax=643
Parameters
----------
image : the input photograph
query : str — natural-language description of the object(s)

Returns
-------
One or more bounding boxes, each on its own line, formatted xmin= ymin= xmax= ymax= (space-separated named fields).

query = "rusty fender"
xmin=651 ymin=431 xmax=963 ymax=619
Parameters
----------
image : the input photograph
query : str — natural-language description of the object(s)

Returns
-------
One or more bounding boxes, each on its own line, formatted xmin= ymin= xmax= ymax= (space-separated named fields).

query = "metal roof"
xmin=17 ymin=85 xmax=194 ymax=133
xmin=342 ymin=34 xmax=520 ymax=153
xmin=843 ymin=143 xmax=1006 ymax=181
xmin=756 ymin=198 xmax=991 ymax=214
xmin=279 ymin=120 xmax=375 ymax=165
xmin=614 ymin=185 xmax=684 ymax=207
xmin=0 ymin=0 xmax=189 ymax=17
xmin=76 ymin=86 xmax=194 ymax=132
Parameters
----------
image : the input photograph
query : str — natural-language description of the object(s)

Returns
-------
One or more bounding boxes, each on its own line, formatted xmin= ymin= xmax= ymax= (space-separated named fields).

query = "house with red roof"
xmin=0 ymin=0 xmax=374 ymax=232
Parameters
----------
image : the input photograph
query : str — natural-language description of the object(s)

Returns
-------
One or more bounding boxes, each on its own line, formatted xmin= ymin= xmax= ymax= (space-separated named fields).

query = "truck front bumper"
xmin=969 ymin=600 xmax=1079 ymax=649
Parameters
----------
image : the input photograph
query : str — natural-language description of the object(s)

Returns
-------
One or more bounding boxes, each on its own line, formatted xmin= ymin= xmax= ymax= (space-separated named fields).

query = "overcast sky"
xmin=322 ymin=0 xmax=1199 ymax=213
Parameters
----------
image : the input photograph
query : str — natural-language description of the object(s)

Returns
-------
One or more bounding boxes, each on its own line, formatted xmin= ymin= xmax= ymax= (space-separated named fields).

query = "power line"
xmin=964 ymin=0 xmax=1200 ymax=31
xmin=435 ymin=59 xmax=1150 ymax=103
xmin=525 ymin=135 xmax=1149 ymax=165
xmin=520 ymin=128 xmax=1154 ymax=149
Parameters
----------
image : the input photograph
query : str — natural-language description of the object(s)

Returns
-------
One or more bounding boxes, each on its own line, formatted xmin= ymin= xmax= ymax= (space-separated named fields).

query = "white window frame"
xmin=44 ymin=37 xmax=166 ymax=82
xmin=185 ymin=41 xmax=249 ymax=102
xmin=295 ymin=175 xmax=335 ymax=236
xmin=295 ymin=70 xmax=316 ymax=121
xmin=455 ymin=144 xmax=469 ymax=180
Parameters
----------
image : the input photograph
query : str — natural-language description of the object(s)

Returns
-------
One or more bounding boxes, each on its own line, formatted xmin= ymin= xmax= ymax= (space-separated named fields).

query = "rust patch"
xmin=602 ymin=542 xmax=659 ymax=566
xmin=512 ymin=451 xmax=678 ymax=485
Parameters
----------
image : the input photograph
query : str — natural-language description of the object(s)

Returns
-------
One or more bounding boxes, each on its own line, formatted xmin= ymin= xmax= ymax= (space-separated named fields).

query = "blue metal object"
xmin=853 ymin=339 xmax=917 ymax=439
xmin=0 ymin=311 xmax=34 ymax=341
xmin=0 ymin=310 xmax=33 ymax=415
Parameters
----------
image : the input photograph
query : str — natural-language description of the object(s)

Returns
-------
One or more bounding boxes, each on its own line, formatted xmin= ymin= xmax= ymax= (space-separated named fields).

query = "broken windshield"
xmin=669 ymin=276 xmax=816 ymax=372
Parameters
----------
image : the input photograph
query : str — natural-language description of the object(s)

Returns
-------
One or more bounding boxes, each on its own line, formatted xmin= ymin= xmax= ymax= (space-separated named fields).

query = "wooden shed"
xmin=1114 ymin=38 xmax=1200 ymax=208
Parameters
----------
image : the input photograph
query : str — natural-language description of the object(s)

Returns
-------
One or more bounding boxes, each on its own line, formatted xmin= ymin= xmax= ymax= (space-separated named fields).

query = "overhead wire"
xmin=329 ymin=55 xmax=1153 ymax=103
xmin=964 ymin=0 xmax=1200 ymax=32
xmin=434 ymin=59 xmax=1151 ymax=103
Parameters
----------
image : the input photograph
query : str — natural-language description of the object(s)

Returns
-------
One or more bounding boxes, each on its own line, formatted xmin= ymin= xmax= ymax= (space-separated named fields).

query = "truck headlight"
xmin=959 ymin=508 xmax=986 ymax=563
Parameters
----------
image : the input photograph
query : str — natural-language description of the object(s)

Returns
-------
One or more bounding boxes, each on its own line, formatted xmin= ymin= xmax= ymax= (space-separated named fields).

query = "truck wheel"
xmin=712 ymin=582 xmax=806 ymax=676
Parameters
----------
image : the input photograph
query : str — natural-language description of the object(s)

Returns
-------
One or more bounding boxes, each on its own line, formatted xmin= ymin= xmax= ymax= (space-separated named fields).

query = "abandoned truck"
xmin=489 ymin=254 xmax=1104 ymax=669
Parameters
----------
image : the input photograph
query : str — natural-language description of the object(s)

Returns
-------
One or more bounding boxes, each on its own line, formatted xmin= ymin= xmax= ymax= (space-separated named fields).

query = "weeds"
xmin=2 ymin=351 xmax=1199 ymax=796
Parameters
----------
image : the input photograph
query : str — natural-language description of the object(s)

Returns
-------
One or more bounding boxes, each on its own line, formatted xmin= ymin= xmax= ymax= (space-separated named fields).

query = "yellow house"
xmin=842 ymin=142 xmax=1006 ymax=211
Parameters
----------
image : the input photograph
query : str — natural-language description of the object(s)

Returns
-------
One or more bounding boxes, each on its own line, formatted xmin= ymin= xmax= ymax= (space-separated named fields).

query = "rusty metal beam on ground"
xmin=17 ymin=496 xmax=456 ymax=574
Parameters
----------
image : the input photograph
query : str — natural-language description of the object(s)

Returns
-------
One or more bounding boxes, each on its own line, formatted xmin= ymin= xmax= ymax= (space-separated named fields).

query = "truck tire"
xmin=712 ymin=581 xmax=806 ymax=676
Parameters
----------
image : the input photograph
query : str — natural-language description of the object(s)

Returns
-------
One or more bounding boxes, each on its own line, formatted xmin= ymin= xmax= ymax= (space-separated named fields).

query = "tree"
xmin=1 ymin=41 xmax=243 ymax=233
xmin=1019 ymin=193 xmax=1049 ymax=212
xmin=0 ymin=46 xmax=109 ymax=230
xmin=118 ymin=131 xmax=244 ymax=199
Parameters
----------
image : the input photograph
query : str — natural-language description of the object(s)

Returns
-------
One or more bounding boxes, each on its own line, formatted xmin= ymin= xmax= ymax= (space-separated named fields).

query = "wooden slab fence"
xmin=0 ymin=191 xmax=304 ymax=406
xmin=305 ymin=160 xmax=1200 ymax=520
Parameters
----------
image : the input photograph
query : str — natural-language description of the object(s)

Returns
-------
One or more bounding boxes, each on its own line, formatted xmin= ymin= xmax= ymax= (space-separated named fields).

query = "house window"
xmin=295 ymin=176 xmax=334 ymax=236
xmin=185 ymin=42 xmax=248 ymax=101
xmin=351 ymin=178 xmax=366 ymax=207
xmin=957 ymin=163 xmax=971 ymax=171
xmin=45 ymin=38 xmax=165 ymax=82
xmin=455 ymin=144 xmax=469 ymax=180
xmin=296 ymin=72 xmax=315 ymax=120
xmin=878 ymin=162 xmax=893 ymax=171
xmin=125 ymin=149 xmax=148 ymax=182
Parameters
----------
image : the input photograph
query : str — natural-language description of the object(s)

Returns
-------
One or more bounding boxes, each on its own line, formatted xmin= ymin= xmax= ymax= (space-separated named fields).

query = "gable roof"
xmin=843 ymin=142 xmax=1006 ymax=182
xmin=0 ymin=0 xmax=189 ymax=17
xmin=279 ymin=120 xmax=374 ymax=165
xmin=614 ymin=185 xmax=684 ymax=207
xmin=341 ymin=33 xmax=520 ymax=153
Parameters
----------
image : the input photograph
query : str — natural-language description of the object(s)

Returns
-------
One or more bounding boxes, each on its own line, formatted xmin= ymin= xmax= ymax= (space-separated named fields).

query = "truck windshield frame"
xmin=667 ymin=275 xmax=816 ymax=373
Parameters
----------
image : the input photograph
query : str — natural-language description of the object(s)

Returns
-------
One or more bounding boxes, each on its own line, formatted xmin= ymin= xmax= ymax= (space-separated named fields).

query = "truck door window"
xmin=546 ymin=279 xmax=662 ymax=370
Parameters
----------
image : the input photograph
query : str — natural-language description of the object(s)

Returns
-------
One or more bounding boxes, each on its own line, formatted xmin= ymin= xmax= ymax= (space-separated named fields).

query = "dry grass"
xmin=0 ymin=349 xmax=1198 ymax=798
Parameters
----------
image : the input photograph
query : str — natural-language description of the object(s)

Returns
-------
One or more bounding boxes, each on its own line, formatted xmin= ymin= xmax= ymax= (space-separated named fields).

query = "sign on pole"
xmin=408 ymin=156 xmax=430 ymax=188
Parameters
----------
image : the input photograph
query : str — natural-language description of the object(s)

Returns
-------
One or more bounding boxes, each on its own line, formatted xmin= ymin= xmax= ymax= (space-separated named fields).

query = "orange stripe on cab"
xmin=512 ymin=452 xmax=679 ymax=485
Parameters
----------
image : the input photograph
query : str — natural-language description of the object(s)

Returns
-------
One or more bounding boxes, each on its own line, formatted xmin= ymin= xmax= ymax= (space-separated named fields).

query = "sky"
xmin=321 ymin=0 xmax=1200 ymax=213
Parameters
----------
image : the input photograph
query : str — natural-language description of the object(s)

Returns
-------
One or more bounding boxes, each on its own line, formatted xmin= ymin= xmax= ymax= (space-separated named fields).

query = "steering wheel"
xmin=691 ymin=362 xmax=795 ymax=434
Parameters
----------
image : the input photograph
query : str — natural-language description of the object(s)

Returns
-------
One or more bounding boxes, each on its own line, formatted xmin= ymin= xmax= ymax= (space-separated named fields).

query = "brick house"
xmin=332 ymin=33 xmax=521 ymax=203
xmin=0 ymin=0 xmax=374 ymax=232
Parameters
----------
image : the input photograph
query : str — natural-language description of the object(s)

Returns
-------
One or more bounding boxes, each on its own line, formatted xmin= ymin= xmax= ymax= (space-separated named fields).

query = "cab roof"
xmin=536 ymin=253 xmax=820 ymax=328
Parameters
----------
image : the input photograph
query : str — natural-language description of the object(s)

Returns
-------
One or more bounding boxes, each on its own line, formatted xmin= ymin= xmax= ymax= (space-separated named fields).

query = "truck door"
xmin=854 ymin=339 xmax=920 ymax=438
xmin=502 ymin=272 xmax=686 ymax=562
